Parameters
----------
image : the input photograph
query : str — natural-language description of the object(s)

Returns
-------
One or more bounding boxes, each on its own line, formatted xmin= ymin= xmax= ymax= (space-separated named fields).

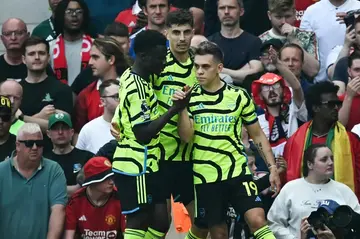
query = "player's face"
xmin=101 ymin=84 xmax=120 ymax=114
xmin=89 ymin=45 xmax=112 ymax=78
xmin=348 ymin=59 xmax=360 ymax=79
xmin=260 ymin=82 xmax=284 ymax=106
xmin=280 ymin=47 xmax=303 ymax=78
xmin=308 ymin=147 xmax=334 ymax=179
xmin=110 ymin=35 xmax=130 ymax=54
xmin=167 ymin=24 xmax=194 ymax=54
xmin=47 ymin=122 xmax=73 ymax=146
xmin=194 ymin=54 xmax=223 ymax=88
xmin=145 ymin=45 xmax=167 ymax=75
xmin=22 ymin=43 xmax=50 ymax=72
xmin=218 ymin=0 xmax=243 ymax=27
xmin=268 ymin=9 xmax=296 ymax=34
xmin=144 ymin=0 xmax=169 ymax=27
xmin=64 ymin=1 xmax=84 ymax=33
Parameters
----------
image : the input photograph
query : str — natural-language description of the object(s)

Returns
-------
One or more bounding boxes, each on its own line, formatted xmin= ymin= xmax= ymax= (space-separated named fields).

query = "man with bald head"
xmin=0 ymin=80 xmax=48 ymax=134
xmin=0 ymin=18 xmax=29 ymax=81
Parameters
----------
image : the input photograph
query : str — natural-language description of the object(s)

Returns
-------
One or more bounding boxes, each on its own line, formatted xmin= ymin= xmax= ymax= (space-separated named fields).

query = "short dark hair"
xmin=133 ymin=30 xmax=167 ymax=54
xmin=99 ymin=79 xmax=120 ymax=96
xmin=348 ymin=51 xmax=360 ymax=68
xmin=268 ymin=0 xmax=295 ymax=13
xmin=144 ymin=0 xmax=169 ymax=8
xmin=279 ymin=43 xmax=305 ymax=62
xmin=305 ymin=81 xmax=339 ymax=118
xmin=104 ymin=22 xmax=129 ymax=38
xmin=217 ymin=0 xmax=243 ymax=8
xmin=54 ymin=0 xmax=91 ymax=35
xmin=166 ymin=9 xmax=194 ymax=28
xmin=302 ymin=144 xmax=328 ymax=177
xmin=195 ymin=41 xmax=224 ymax=63
xmin=22 ymin=36 xmax=50 ymax=54
xmin=93 ymin=37 xmax=129 ymax=75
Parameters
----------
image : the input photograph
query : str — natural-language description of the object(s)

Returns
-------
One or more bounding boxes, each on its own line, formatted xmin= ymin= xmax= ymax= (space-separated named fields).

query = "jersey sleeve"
xmin=124 ymin=78 xmax=152 ymax=127
xmin=65 ymin=197 xmax=78 ymax=230
xmin=241 ymin=91 xmax=258 ymax=125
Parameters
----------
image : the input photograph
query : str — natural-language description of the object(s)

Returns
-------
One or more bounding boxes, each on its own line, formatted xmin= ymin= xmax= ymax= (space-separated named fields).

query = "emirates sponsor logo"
xmin=82 ymin=229 xmax=117 ymax=239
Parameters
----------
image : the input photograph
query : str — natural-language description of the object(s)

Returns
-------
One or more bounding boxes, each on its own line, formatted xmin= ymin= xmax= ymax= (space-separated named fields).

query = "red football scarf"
xmin=53 ymin=34 xmax=92 ymax=84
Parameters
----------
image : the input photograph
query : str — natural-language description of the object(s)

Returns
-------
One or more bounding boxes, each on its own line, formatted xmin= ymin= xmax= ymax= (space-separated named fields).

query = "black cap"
xmin=261 ymin=39 xmax=284 ymax=53
xmin=0 ymin=95 xmax=11 ymax=115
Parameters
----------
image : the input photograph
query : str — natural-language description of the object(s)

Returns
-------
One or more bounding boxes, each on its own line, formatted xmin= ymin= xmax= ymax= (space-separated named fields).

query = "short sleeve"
xmin=65 ymin=197 xmax=77 ymax=230
xmin=124 ymin=78 xmax=152 ymax=127
xmin=241 ymin=91 xmax=258 ymax=125
xmin=49 ymin=163 xmax=67 ymax=207
xmin=248 ymin=37 xmax=262 ymax=62
xmin=54 ymin=83 xmax=74 ymax=116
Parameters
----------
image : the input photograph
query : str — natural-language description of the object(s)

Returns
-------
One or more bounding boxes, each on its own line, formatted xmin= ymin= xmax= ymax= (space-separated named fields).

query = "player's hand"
xmin=281 ymin=23 xmax=296 ymax=38
xmin=110 ymin=122 xmax=121 ymax=141
xmin=269 ymin=167 xmax=281 ymax=197
xmin=37 ymin=105 xmax=56 ymax=119
xmin=346 ymin=76 xmax=360 ymax=97
xmin=316 ymin=225 xmax=336 ymax=239
xmin=336 ymin=12 xmax=347 ymax=24
xmin=172 ymin=86 xmax=193 ymax=112
xmin=276 ymin=156 xmax=287 ymax=174
xmin=344 ymin=25 xmax=356 ymax=47
xmin=300 ymin=217 xmax=311 ymax=239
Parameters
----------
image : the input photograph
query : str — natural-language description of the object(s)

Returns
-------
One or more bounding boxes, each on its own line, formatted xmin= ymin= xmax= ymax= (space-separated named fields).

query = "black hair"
xmin=166 ymin=9 xmax=194 ymax=28
xmin=99 ymin=79 xmax=120 ymax=96
xmin=22 ymin=36 xmax=50 ymax=54
xmin=217 ymin=0 xmax=243 ymax=8
xmin=305 ymin=81 xmax=339 ymax=118
xmin=279 ymin=43 xmax=305 ymax=62
xmin=104 ymin=22 xmax=129 ymax=38
xmin=195 ymin=41 xmax=224 ymax=63
xmin=133 ymin=30 xmax=167 ymax=54
xmin=348 ymin=50 xmax=360 ymax=68
xmin=302 ymin=143 xmax=328 ymax=177
xmin=144 ymin=0 xmax=169 ymax=8
xmin=54 ymin=0 xmax=90 ymax=35
xmin=92 ymin=37 xmax=129 ymax=75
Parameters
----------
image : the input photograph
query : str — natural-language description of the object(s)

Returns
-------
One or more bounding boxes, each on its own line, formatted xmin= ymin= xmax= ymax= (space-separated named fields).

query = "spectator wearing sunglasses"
xmin=0 ymin=95 xmax=16 ymax=161
xmin=0 ymin=123 xmax=67 ymax=238
xmin=76 ymin=80 xmax=119 ymax=154
xmin=283 ymin=81 xmax=360 ymax=201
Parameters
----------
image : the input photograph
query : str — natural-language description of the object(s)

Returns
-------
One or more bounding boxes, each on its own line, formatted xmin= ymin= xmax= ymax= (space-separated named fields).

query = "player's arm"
xmin=173 ymin=87 xmax=194 ymax=143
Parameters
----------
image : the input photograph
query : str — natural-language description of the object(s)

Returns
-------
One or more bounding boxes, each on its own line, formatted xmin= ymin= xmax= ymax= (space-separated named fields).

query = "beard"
xmin=264 ymin=64 xmax=277 ymax=72
xmin=264 ymin=94 xmax=283 ymax=107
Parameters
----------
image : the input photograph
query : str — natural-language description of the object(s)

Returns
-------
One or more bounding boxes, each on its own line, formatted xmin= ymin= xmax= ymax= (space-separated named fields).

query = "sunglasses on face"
xmin=261 ymin=83 xmax=281 ymax=92
xmin=18 ymin=140 xmax=44 ymax=148
xmin=0 ymin=114 xmax=11 ymax=122
xmin=320 ymin=100 xmax=342 ymax=109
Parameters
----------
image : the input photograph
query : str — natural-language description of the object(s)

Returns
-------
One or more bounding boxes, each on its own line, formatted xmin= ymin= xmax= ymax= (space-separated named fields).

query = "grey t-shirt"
xmin=50 ymin=38 xmax=83 ymax=86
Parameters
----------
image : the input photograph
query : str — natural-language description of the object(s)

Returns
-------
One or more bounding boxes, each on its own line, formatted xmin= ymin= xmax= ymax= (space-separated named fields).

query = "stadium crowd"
xmin=1 ymin=0 xmax=360 ymax=238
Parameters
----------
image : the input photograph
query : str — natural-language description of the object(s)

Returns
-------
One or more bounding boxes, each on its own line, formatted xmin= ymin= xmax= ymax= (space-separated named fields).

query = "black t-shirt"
xmin=0 ymin=134 xmax=16 ymax=161
xmin=170 ymin=0 xmax=204 ymax=9
xmin=95 ymin=139 xmax=117 ymax=162
xmin=333 ymin=56 xmax=349 ymax=85
xmin=0 ymin=54 xmax=55 ymax=82
xmin=208 ymin=31 xmax=262 ymax=70
xmin=71 ymin=67 xmax=96 ymax=95
xmin=44 ymin=148 xmax=93 ymax=185
xmin=19 ymin=77 xmax=73 ymax=116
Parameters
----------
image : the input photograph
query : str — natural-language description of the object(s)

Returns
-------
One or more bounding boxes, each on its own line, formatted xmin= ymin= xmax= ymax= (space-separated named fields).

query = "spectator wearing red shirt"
xmin=338 ymin=52 xmax=360 ymax=130
xmin=64 ymin=156 xmax=125 ymax=239
xmin=73 ymin=37 xmax=128 ymax=134
xmin=115 ymin=0 xmax=143 ymax=34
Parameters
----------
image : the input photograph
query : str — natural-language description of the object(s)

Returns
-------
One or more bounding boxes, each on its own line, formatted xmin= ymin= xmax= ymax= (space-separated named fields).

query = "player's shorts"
xmin=159 ymin=161 xmax=194 ymax=206
xmin=194 ymin=174 xmax=263 ymax=228
xmin=114 ymin=172 xmax=167 ymax=214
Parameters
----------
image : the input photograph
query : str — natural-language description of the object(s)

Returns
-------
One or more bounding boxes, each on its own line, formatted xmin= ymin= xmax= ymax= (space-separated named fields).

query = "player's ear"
xmin=217 ymin=63 xmax=223 ymax=74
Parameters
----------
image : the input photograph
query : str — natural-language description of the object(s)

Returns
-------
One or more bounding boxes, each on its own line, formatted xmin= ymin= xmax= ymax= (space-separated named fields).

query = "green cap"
xmin=48 ymin=112 xmax=72 ymax=129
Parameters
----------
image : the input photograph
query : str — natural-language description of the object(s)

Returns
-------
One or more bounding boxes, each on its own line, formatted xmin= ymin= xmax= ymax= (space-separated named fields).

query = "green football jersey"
xmin=188 ymin=83 xmax=258 ymax=184
xmin=112 ymin=68 xmax=161 ymax=175
xmin=152 ymin=49 xmax=197 ymax=161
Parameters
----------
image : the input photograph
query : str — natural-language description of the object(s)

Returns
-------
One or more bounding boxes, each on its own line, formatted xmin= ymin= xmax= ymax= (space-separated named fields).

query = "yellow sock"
xmin=124 ymin=228 xmax=146 ymax=239
xmin=254 ymin=225 xmax=276 ymax=239
xmin=144 ymin=227 xmax=166 ymax=239
xmin=185 ymin=228 xmax=204 ymax=239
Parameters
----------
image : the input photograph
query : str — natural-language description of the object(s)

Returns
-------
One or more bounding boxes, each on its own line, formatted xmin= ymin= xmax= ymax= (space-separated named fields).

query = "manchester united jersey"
xmin=65 ymin=187 xmax=125 ymax=239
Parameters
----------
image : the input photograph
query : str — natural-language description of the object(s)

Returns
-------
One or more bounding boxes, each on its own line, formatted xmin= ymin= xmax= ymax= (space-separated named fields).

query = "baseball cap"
xmin=48 ymin=112 xmax=72 ymax=129
xmin=253 ymin=72 xmax=283 ymax=85
xmin=261 ymin=39 xmax=284 ymax=53
xmin=82 ymin=157 xmax=114 ymax=186
xmin=317 ymin=199 xmax=340 ymax=215
xmin=0 ymin=95 xmax=12 ymax=116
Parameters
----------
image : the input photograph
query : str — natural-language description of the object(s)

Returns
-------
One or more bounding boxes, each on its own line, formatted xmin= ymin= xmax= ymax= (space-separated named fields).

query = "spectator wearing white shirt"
xmin=76 ymin=79 xmax=119 ymax=154
xmin=268 ymin=144 xmax=360 ymax=239
xmin=300 ymin=0 xmax=360 ymax=82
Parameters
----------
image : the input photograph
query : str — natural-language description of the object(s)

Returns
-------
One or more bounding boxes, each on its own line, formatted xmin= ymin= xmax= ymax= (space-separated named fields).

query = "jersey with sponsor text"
xmin=65 ymin=187 xmax=125 ymax=239
xmin=188 ymin=83 xmax=257 ymax=185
